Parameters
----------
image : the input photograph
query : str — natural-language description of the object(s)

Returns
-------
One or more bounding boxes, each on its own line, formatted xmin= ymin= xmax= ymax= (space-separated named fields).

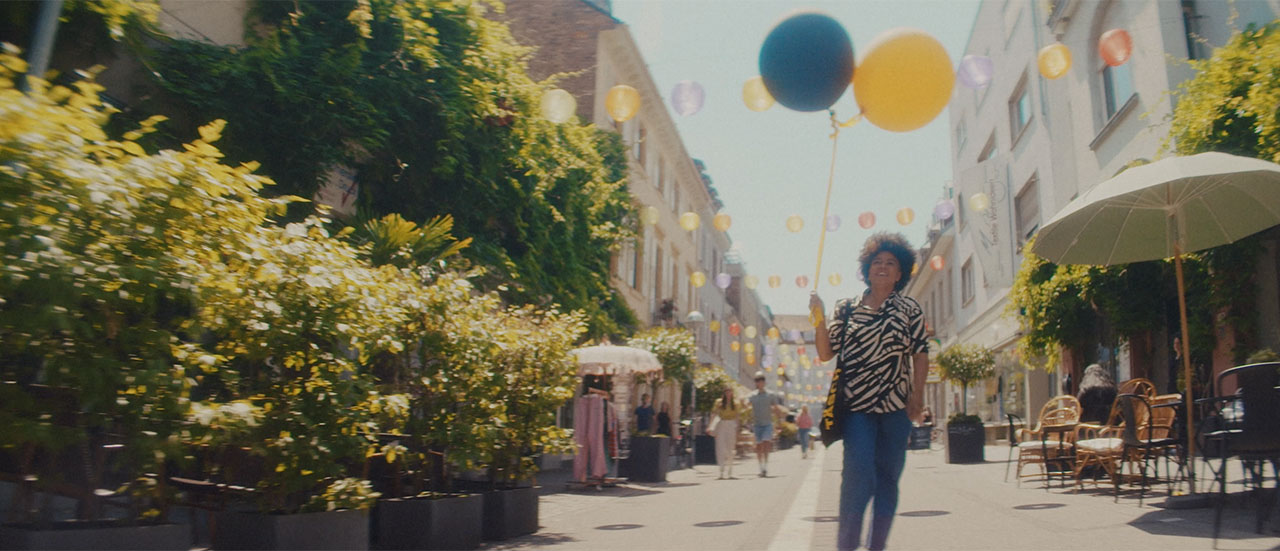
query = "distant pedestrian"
xmin=656 ymin=402 xmax=673 ymax=437
xmin=796 ymin=406 xmax=814 ymax=459
xmin=635 ymin=393 xmax=654 ymax=433
xmin=749 ymin=371 xmax=787 ymax=477
xmin=812 ymin=232 xmax=929 ymax=551
xmin=710 ymin=388 xmax=740 ymax=479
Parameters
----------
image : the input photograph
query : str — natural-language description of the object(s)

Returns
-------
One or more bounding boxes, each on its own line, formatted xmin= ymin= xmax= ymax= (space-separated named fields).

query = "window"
xmin=1181 ymin=0 xmax=1202 ymax=60
xmin=954 ymin=119 xmax=967 ymax=151
xmin=631 ymin=239 xmax=642 ymax=289
xmin=1015 ymin=174 xmax=1040 ymax=244
xmin=637 ymin=124 xmax=647 ymax=166
xmin=653 ymin=246 xmax=664 ymax=306
xmin=1009 ymin=77 xmax=1032 ymax=140
xmin=961 ymin=258 xmax=975 ymax=305
xmin=978 ymin=133 xmax=996 ymax=162
xmin=655 ymin=157 xmax=664 ymax=192
xmin=1102 ymin=62 xmax=1134 ymax=120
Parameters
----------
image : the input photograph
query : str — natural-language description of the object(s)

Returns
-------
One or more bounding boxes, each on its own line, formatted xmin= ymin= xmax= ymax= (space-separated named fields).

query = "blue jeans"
xmin=797 ymin=428 xmax=810 ymax=452
xmin=838 ymin=410 xmax=911 ymax=551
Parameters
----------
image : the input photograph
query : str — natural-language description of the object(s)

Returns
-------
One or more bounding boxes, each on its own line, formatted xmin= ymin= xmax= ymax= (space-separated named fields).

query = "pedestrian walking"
xmin=749 ymin=372 xmax=787 ymax=477
xmin=812 ymin=232 xmax=929 ymax=551
xmin=709 ymin=388 xmax=740 ymax=479
xmin=796 ymin=406 xmax=814 ymax=459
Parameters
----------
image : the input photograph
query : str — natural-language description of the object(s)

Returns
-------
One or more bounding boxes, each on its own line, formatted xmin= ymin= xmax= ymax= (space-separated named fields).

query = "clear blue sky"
xmin=610 ymin=0 xmax=981 ymax=316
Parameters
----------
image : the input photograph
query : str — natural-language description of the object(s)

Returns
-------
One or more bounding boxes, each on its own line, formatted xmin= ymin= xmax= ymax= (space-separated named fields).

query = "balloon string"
xmin=811 ymin=110 xmax=858 ymax=327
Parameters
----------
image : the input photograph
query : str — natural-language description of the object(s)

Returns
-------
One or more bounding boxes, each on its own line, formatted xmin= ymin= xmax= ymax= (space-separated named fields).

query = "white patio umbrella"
xmin=572 ymin=344 xmax=662 ymax=377
xmin=1032 ymin=151 xmax=1280 ymax=490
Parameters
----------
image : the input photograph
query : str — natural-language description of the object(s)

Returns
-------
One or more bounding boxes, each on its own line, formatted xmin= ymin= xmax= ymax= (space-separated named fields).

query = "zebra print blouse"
xmin=828 ymin=291 xmax=929 ymax=414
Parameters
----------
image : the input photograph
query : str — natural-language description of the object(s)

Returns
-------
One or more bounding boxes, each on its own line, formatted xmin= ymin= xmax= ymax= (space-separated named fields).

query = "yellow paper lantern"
xmin=747 ymin=354 xmax=757 ymax=366
xmin=605 ymin=84 xmax=641 ymax=122
xmin=679 ymin=212 xmax=701 ymax=231
xmin=777 ymin=368 xmax=786 ymax=377
xmin=775 ymin=379 xmax=783 ymax=387
xmin=690 ymin=271 xmax=707 ymax=288
xmin=929 ymin=255 xmax=945 ymax=271
xmin=768 ymin=275 xmax=782 ymax=288
xmin=745 ymin=326 xmax=758 ymax=339
xmin=640 ymin=205 xmax=660 ymax=226
xmin=1037 ymin=42 xmax=1072 ymax=79
xmin=828 ymin=273 xmax=843 ymax=286
xmin=896 ymin=207 xmax=915 ymax=225
xmin=731 ymin=341 xmax=741 ymax=352
xmin=969 ymin=192 xmax=991 ymax=212
xmin=712 ymin=213 xmax=732 ymax=232
xmin=709 ymin=319 xmax=721 ymax=332
xmin=852 ymin=28 xmax=956 ymax=133
xmin=742 ymin=76 xmax=775 ymax=112
xmin=540 ymin=89 xmax=577 ymax=123
xmin=767 ymin=327 xmax=781 ymax=340
xmin=743 ymin=275 xmax=759 ymax=289
xmin=786 ymin=214 xmax=804 ymax=233
xmin=744 ymin=342 xmax=756 ymax=354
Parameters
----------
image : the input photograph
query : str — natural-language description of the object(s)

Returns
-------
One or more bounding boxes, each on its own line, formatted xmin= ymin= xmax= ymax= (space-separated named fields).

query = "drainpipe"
xmin=21 ymin=0 xmax=64 ymax=92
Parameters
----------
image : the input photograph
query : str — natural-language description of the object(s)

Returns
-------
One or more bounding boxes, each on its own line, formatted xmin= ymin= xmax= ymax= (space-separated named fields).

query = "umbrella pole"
xmin=1174 ymin=250 xmax=1199 ymax=494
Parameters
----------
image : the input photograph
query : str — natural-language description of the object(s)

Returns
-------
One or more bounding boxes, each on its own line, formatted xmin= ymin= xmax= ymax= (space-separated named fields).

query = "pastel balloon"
xmin=765 ymin=343 xmax=777 ymax=355
xmin=709 ymin=319 xmax=721 ymax=332
xmin=896 ymin=207 xmax=915 ymax=225
xmin=790 ymin=330 xmax=803 ymax=343
xmin=758 ymin=12 xmax=855 ymax=112
xmin=969 ymin=192 xmax=991 ymax=212
xmin=745 ymin=325 xmax=758 ymax=339
xmin=767 ymin=327 xmax=780 ymax=340
xmin=679 ymin=211 xmax=700 ymax=231
xmin=742 ymin=76 xmax=776 ymax=112
xmin=795 ymin=275 xmax=810 ymax=288
xmin=858 ymin=211 xmax=876 ymax=229
xmin=729 ymin=322 xmax=741 ymax=336
xmin=775 ymin=379 xmax=783 ymax=387
xmin=956 ymin=55 xmax=994 ymax=89
xmin=640 ymin=205 xmax=660 ymax=225
xmin=715 ymin=272 xmax=732 ymax=289
xmin=826 ymin=215 xmax=842 ymax=232
xmin=744 ymin=342 xmax=756 ymax=354
xmin=933 ymin=199 xmax=955 ymax=220
xmin=731 ymin=341 xmax=741 ymax=352
xmin=853 ymin=28 xmax=955 ymax=132
xmin=743 ymin=275 xmax=759 ymax=289
xmin=929 ymin=255 xmax=945 ymax=271
xmin=828 ymin=272 xmax=843 ymax=286
xmin=690 ymin=271 xmax=707 ymax=288
xmin=786 ymin=214 xmax=804 ymax=233
xmin=768 ymin=275 xmax=782 ymax=288
xmin=605 ymin=84 xmax=641 ymax=122
xmin=540 ymin=89 xmax=576 ymax=123
xmin=712 ymin=213 xmax=732 ymax=232
xmin=1099 ymin=29 xmax=1132 ymax=67
xmin=1037 ymin=43 xmax=1072 ymax=79
xmin=670 ymin=80 xmax=705 ymax=116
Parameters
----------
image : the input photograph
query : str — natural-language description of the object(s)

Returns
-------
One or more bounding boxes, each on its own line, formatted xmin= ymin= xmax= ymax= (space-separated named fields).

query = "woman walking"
xmin=812 ymin=232 xmax=929 ymax=551
xmin=710 ymin=388 xmax=741 ymax=479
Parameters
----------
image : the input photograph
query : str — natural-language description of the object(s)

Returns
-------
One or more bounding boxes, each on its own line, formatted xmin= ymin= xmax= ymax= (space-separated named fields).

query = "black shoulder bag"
xmin=819 ymin=299 xmax=857 ymax=447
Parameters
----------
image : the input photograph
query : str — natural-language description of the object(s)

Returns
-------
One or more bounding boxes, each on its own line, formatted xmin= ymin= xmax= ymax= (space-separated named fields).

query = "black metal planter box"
xmin=625 ymin=436 xmax=670 ymax=483
xmin=373 ymin=493 xmax=482 ymax=550
xmin=212 ymin=509 xmax=369 ymax=550
xmin=694 ymin=434 xmax=717 ymax=464
xmin=480 ymin=486 xmax=538 ymax=541
xmin=0 ymin=521 xmax=190 ymax=551
xmin=946 ymin=422 xmax=985 ymax=464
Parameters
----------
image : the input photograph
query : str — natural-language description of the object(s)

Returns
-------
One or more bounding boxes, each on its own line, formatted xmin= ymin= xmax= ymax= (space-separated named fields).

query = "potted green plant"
xmin=624 ymin=329 xmax=695 ymax=483
xmin=937 ymin=344 xmax=995 ymax=464
xmin=0 ymin=66 xmax=269 ymax=549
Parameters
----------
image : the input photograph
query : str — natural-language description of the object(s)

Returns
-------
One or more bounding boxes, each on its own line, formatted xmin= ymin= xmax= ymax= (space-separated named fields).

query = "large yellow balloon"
xmin=853 ymin=28 xmax=955 ymax=133
xmin=690 ymin=271 xmax=706 ymax=288
xmin=1038 ymin=43 xmax=1072 ymax=79
xmin=742 ymin=76 xmax=775 ymax=112
xmin=712 ymin=213 xmax=732 ymax=232
xmin=540 ymin=89 xmax=576 ymax=123
xmin=679 ymin=212 xmax=700 ymax=231
xmin=640 ymin=205 xmax=660 ymax=226
xmin=605 ymin=84 xmax=641 ymax=122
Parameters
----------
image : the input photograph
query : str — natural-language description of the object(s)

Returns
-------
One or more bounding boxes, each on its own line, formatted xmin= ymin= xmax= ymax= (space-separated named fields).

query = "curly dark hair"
xmin=858 ymin=232 xmax=917 ymax=292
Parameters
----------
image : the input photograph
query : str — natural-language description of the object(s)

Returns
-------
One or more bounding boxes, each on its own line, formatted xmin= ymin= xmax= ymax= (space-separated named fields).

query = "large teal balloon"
xmin=758 ymin=12 xmax=855 ymax=112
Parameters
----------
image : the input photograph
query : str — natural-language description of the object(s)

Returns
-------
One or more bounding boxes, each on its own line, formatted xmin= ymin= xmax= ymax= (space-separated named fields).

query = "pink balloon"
xmin=671 ymin=80 xmax=705 ymax=116
xmin=1099 ymin=29 xmax=1132 ymax=67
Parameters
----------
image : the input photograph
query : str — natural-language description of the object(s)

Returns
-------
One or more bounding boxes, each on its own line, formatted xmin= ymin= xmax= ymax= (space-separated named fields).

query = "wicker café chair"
xmin=1015 ymin=395 xmax=1082 ymax=486
xmin=1072 ymin=397 xmax=1125 ymax=491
